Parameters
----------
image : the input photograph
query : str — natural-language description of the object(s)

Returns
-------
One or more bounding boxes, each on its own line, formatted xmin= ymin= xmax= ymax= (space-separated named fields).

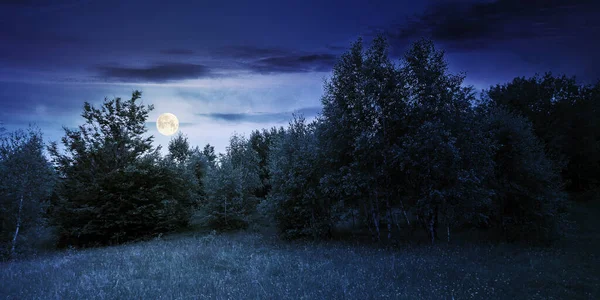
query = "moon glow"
xmin=157 ymin=113 xmax=179 ymax=136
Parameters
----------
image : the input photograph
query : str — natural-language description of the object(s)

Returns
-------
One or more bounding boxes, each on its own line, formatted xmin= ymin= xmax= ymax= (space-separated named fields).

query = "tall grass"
xmin=1 ymin=225 xmax=598 ymax=299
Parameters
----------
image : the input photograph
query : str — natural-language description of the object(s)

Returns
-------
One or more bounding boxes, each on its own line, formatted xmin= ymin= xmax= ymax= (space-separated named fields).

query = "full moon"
xmin=157 ymin=113 xmax=179 ymax=136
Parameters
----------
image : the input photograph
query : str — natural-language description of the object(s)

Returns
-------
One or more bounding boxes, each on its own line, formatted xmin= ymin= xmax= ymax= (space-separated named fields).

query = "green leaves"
xmin=49 ymin=91 xmax=194 ymax=247
xmin=203 ymin=134 xmax=261 ymax=230
xmin=312 ymin=35 xmax=566 ymax=243
xmin=484 ymin=73 xmax=599 ymax=192
xmin=268 ymin=116 xmax=329 ymax=239
xmin=0 ymin=126 xmax=55 ymax=259
xmin=483 ymin=106 xmax=568 ymax=242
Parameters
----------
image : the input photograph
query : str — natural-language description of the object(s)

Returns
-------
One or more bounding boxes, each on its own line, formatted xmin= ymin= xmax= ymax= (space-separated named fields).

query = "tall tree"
xmin=481 ymin=106 xmax=568 ymax=242
xmin=268 ymin=115 xmax=330 ymax=239
xmin=48 ymin=91 xmax=194 ymax=247
xmin=318 ymin=37 xmax=382 ymax=239
xmin=0 ymin=127 xmax=55 ymax=259
xmin=166 ymin=132 xmax=205 ymax=208
xmin=202 ymin=143 xmax=217 ymax=167
xmin=485 ymin=73 xmax=600 ymax=192
xmin=167 ymin=132 xmax=191 ymax=164
xmin=401 ymin=38 xmax=494 ymax=242
xmin=203 ymin=134 xmax=261 ymax=230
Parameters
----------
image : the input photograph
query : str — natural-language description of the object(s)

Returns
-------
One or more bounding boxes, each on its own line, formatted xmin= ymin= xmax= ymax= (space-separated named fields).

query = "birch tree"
xmin=203 ymin=134 xmax=261 ymax=229
xmin=0 ymin=127 xmax=54 ymax=259
xmin=268 ymin=115 xmax=331 ymax=239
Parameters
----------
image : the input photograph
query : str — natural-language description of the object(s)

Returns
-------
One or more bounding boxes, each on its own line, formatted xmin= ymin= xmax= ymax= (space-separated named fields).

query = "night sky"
xmin=1 ymin=0 xmax=599 ymax=154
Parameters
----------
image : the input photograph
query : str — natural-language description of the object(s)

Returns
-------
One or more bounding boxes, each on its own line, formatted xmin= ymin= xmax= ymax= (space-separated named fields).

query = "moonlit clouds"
xmin=131 ymin=72 xmax=324 ymax=154
xmin=1 ymin=0 xmax=598 ymax=157
xmin=0 ymin=71 xmax=325 ymax=155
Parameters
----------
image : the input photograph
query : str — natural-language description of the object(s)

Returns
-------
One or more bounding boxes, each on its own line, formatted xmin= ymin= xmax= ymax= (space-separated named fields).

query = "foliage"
xmin=485 ymin=74 xmax=600 ymax=192
xmin=395 ymin=38 xmax=496 ymax=242
xmin=316 ymin=36 xmax=496 ymax=243
xmin=482 ymin=106 xmax=569 ymax=242
xmin=202 ymin=143 xmax=217 ymax=168
xmin=167 ymin=132 xmax=191 ymax=164
xmin=249 ymin=127 xmax=285 ymax=199
xmin=318 ymin=36 xmax=406 ymax=240
xmin=0 ymin=127 xmax=55 ymax=260
xmin=1 ymin=35 xmax=588 ymax=250
xmin=48 ymin=91 xmax=195 ymax=247
xmin=268 ymin=115 xmax=331 ymax=239
xmin=203 ymin=134 xmax=261 ymax=230
xmin=166 ymin=132 xmax=207 ymax=207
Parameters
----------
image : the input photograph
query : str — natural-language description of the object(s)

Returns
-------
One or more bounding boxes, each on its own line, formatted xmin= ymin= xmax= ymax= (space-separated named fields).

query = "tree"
xmin=249 ymin=127 xmax=284 ymax=199
xmin=48 ymin=91 xmax=194 ymax=247
xmin=318 ymin=37 xmax=391 ymax=240
xmin=268 ymin=115 xmax=331 ymax=239
xmin=202 ymin=143 xmax=217 ymax=167
xmin=166 ymin=132 xmax=207 ymax=208
xmin=0 ymin=127 xmax=55 ymax=259
xmin=485 ymin=73 xmax=599 ymax=192
xmin=203 ymin=134 xmax=261 ymax=230
xmin=315 ymin=36 xmax=494 ymax=243
xmin=168 ymin=132 xmax=191 ymax=164
xmin=391 ymin=38 xmax=496 ymax=243
xmin=482 ymin=106 xmax=568 ymax=242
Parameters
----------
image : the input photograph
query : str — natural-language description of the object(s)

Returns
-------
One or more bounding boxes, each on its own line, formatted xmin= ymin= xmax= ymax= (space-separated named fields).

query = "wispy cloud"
xmin=196 ymin=107 xmax=322 ymax=124
xmin=215 ymin=45 xmax=289 ymax=59
xmin=94 ymin=63 xmax=213 ymax=83
xmin=213 ymin=45 xmax=339 ymax=74
xmin=246 ymin=54 xmax=338 ymax=74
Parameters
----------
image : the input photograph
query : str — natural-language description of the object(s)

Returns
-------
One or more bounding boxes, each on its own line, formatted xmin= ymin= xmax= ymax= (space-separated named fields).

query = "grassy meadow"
xmin=1 ymin=200 xmax=599 ymax=300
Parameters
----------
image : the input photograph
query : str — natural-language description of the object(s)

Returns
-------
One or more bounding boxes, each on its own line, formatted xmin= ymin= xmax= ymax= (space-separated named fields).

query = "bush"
xmin=484 ymin=106 xmax=569 ymax=243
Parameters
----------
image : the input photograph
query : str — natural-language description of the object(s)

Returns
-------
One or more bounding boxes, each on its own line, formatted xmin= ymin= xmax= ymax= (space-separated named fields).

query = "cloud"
xmin=90 ymin=46 xmax=337 ymax=84
xmin=94 ymin=63 xmax=213 ymax=83
xmin=325 ymin=44 xmax=348 ymax=52
xmin=214 ymin=45 xmax=338 ymax=74
xmin=196 ymin=107 xmax=322 ymax=124
xmin=246 ymin=53 xmax=338 ymax=74
xmin=216 ymin=45 xmax=289 ymax=59
xmin=373 ymin=0 xmax=600 ymax=52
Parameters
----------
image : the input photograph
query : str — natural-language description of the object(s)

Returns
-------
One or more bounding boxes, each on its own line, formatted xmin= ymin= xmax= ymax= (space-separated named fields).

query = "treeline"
xmin=1 ymin=37 xmax=599 ymax=259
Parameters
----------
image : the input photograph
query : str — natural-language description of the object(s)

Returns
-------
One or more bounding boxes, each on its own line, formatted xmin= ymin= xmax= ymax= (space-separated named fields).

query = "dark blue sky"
xmin=1 ymin=0 xmax=599 ymax=153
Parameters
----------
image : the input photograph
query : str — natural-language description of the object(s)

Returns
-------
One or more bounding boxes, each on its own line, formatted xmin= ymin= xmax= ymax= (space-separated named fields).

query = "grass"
xmin=1 ymin=201 xmax=599 ymax=299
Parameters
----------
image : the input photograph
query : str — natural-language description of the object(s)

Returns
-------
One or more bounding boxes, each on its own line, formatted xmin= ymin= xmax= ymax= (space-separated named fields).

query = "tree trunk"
xmin=385 ymin=195 xmax=392 ymax=240
xmin=372 ymin=211 xmax=380 ymax=241
xmin=11 ymin=195 xmax=24 ymax=259
xmin=370 ymin=192 xmax=380 ymax=241
xmin=393 ymin=210 xmax=402 ymax=232
xmin=429 ymin=213 xmax=435 ymax=244
xmin=362 ymin=198 xmax=375 ymax=239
